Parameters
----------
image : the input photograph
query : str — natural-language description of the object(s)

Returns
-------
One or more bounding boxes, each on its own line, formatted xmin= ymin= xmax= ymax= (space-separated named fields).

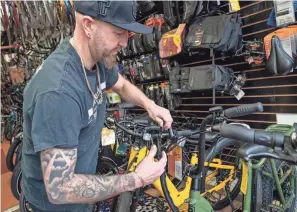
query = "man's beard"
xmin=102 ymin=52 xmax=117 ymax=70
xmin=89 ymin=37 xmax=118 ymax=70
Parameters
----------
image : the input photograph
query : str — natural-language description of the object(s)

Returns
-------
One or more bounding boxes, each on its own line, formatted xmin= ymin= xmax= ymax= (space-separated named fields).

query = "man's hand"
xmin=134 ymin=145 xmax=167 ymax=186
xmin=112 ymin=75 xmax=173 ymax=129
xmin=146 ymin=101 xmax=173 ymax=130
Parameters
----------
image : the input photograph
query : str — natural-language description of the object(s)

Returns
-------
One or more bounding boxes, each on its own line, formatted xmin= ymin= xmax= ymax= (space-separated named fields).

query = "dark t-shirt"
xmin=21 ymin=37 xmax=119 ymax=212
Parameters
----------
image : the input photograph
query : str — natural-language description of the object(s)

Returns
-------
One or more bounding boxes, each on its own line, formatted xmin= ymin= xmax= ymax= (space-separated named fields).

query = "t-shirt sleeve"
xmin=105 ymin=66 xmax=119 ymax=90
xmin=31 ymin=91 xmax=82 ymax=153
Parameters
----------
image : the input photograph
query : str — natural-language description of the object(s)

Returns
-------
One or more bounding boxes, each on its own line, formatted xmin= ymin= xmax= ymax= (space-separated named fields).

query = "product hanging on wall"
xmin=169 ymin=65 xmax=246 ymax=100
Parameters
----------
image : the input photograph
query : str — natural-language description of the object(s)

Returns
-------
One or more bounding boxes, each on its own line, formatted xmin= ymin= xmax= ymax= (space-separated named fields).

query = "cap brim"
xmin=113 ymin=22 xmax=153 ymax=34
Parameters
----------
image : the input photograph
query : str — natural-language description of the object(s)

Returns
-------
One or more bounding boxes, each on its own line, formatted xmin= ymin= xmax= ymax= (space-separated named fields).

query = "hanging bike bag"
xmin=159 ymin=24 xmax=186 ymax=59
xmin=185 ymin=13 xmax=242 ymax=53
xmin=188 ymin=65 xmax=234 ymax=93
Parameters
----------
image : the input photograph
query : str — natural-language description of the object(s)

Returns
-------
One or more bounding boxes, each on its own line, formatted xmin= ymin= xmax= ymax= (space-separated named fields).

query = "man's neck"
xmin=70 ymin=36 xmax=96 ymax=70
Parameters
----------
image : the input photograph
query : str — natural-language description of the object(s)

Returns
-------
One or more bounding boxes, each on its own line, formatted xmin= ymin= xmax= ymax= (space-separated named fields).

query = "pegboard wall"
xmin=126 ymin=1 xmax=297 ymax=130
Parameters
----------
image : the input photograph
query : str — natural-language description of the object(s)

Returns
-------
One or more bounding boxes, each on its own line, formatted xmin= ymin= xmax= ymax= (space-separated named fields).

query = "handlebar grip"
xmin=215 ymin=124 xmax=255 ymax=143
xmin=254 ymin=130 xmax=284 ymax=148
xmin=223 ymin=102 xmax=263 ymax=118
xmin=133 ymin=119 xmax=149 ymax=124
xmin=214 ymin=124 xmax=285 ymax=149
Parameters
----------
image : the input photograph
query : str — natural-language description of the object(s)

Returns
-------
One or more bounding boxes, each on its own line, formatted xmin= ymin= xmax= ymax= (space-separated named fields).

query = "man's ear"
xmin=81 ymin=16 xmax=95 ymax=38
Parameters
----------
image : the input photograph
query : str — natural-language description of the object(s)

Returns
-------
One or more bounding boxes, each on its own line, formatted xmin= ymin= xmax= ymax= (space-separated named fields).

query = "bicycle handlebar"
xmin=107 ymin=117 xmax=195 ymax=140
xmin=223 ymin=102 xmax=263 ymax=118
xmin=212 ymin=124 xmax=287 ymax=149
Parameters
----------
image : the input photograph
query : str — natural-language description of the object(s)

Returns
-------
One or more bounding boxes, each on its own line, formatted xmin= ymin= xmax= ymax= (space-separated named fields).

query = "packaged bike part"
xmin=122 ymin=60 xmax=130 ymax=77
xmin=152 ymin=53 xmax=163 ymax=78
xmin=169 ymin=66 xmax=182 ymax=82
xmin=136 ymin=57 xmax=146 ymax=81
xmin=274 ymin=0 xmax=296 ymax=27
xmin=141 ymin=55 xmax=155 ymax=79
xmin=164 ymin=83 xmax=174 ymax=110
xmin=148 ymin=84 xmax=155 ymax=101
xmin=241 ymin=40 xmax=265 ymax=65
xmin=160 ymin=82 xmax=166 ymax=107
xmin=168 ymin=146 xmax=183 ymax=181
xmin=106 ymin=90 xmax=121 ymax=104
xmin=159 ymin=24 xmax=186 ymax=59
xmin=142 ymin=29 xmax=156 ymax=52
xmin=101 ymin=127 xmax=116 ymax=146
xmin=154 ymin=84 xmax=162 ymax=106
xmin=229 ymin=74 xmax=247 ymax=100
xmin=121 ymin=38 xmax=133 ymax=57
xmin=185 ymin=13 xmax=242 ymax=54
xmin=160 ymin=59 xmax=172 ymax=79
xmin=131 ymin=33 xmax=145 ymax=55
xmin=131 ymin=59 xmax=140 ymax=81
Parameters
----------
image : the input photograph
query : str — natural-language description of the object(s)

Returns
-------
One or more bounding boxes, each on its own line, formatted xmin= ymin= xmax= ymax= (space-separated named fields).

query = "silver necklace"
xmin=71 ymin=38 xmax=103 ymax=105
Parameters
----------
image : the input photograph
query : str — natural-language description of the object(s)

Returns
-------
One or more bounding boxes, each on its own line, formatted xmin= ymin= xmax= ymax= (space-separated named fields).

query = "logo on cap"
xmin=98 ymin=1 xmax=111 ymax=16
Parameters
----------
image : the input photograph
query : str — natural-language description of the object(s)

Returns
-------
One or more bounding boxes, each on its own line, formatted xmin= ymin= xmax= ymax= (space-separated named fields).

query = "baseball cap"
xmin=74 ymin=1 xmax=153 ymax=34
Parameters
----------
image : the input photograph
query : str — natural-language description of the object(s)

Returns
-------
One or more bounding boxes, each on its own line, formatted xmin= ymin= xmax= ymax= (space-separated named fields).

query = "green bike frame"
xmin=243 ymin=124 xmax=296 ymax=212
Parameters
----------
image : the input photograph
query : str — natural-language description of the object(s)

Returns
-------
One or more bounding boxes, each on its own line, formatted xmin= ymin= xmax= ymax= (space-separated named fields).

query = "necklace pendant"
xmin=94 ymin=91 xmax=103 ymax=105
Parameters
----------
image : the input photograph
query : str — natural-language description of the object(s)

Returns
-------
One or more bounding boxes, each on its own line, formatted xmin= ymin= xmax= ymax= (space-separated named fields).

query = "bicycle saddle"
xmin=237 ymin=143 xmax=278 ymax=161
xmin=266 ymin=35 xmax=295 ymax=75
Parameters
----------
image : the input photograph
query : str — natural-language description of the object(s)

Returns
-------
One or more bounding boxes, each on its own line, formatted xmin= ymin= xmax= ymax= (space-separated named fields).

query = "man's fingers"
xmin=155 ymin=117 xmax=164 ymax=128
xmin=147 ymin=145 xmax=157 ymax=159
xmin=158 ymin=151 xmax=167 ymax=165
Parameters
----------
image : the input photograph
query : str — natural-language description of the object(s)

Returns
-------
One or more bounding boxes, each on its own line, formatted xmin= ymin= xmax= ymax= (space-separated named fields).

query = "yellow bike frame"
xmin=127 ymin=146 xmax=235 ymax=208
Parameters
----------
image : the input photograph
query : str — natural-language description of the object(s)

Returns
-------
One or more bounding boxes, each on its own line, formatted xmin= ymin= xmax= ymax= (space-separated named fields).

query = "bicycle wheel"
xmin=113 ymin=191 xmax=134 ymax=212
xmin=252 ymin=160 xmax=297 ymax=212
xmin=11 ymin=161 xmax=22 ymax=200
xmin=202 ymin=138 xmax=242 ymax=210
xmin=6 ymin=132 xmax=23 ymax=172
xmin=93 ymin=156 xmax=122 ymax=212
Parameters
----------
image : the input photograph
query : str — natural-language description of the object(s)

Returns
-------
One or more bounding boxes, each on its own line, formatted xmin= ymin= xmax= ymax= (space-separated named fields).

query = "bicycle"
xmin=106 ymin=115 xmax=243 ymax=212
xmin=6 ymin=131 xmax=23 ymax=172
xmin=231 ymin=124 xmax=297 ymax=212
xmin=154 ymin=102 xmax=297 ymax=212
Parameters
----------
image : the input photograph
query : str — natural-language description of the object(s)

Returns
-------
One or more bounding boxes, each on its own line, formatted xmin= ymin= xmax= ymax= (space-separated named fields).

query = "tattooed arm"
xmin=40 ymin=147 xmax=142 ymax=204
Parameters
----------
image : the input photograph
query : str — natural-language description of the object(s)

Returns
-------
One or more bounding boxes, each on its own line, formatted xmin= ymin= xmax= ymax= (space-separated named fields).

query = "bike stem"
xmin=192 ymin=114 xmax=213 ymax=191
xmin=188 ymin=114 xmax=214 ymax=212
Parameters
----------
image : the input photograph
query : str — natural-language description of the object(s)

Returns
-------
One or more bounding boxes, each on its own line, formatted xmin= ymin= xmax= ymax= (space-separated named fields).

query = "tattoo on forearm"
xmin=40 ymin=148 xmax=136 ymax=204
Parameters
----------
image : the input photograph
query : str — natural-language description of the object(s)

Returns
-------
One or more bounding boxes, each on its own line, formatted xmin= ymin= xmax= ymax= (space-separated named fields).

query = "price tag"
xmin=229 ymin=0 xmax=240 ymax=11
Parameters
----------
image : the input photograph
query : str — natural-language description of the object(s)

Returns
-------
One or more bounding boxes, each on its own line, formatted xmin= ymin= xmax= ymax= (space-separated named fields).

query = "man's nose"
xmin=119 ymin=31 xmax=128 ymax=48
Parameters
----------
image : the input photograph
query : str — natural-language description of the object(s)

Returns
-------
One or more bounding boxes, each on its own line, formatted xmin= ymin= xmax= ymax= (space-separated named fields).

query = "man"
xmin=21 ymin=1 xmax=173 ymax=211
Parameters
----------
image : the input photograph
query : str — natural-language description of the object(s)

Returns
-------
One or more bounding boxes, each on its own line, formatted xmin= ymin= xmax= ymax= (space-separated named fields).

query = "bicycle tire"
xmin=252 ymin=160 xmax=297 ymax=212
xmin=93 ymin=156 xmax=121 ymax=212
xmin=202 ymin=138 xmax=242 ymax=210
xmin=114 ymin=191 xmax=134 ymax=212
xmin=6 ymin=134 xmax=22 ymax=172
xmin=15 ymin=142 xmax=23 ymax=166
xmin=11 ymin=161 xmax=22 ymax=200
